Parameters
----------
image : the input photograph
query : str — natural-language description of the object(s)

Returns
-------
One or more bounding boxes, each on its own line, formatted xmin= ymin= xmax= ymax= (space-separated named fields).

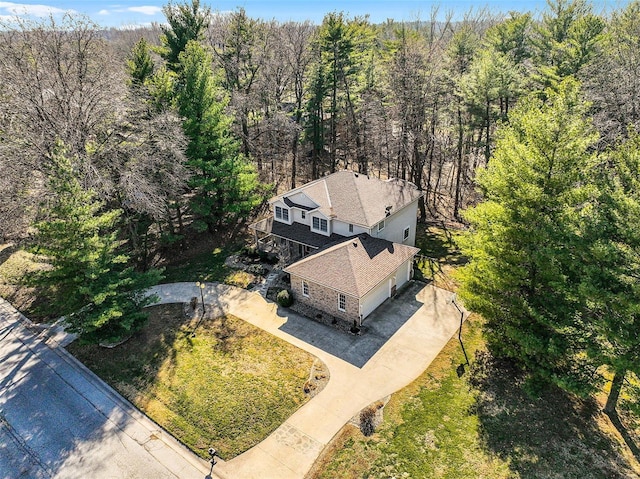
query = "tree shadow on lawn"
xmin=70 ymin=304 xmax=187 ymax=393
xmin=606 ymin=406 xmax=640 ymax=466
xmin=82 ymin=303 xmax=248 ymax=384
xmin=469 ymin=352 xmax=640 ymax=479
xmin=72 ymin=302 xmax=316 ymax=459
xmin=416 ymin=226 xmax=467 ymax=267
xmin=0 ymin=243 xmax=18 ymax=267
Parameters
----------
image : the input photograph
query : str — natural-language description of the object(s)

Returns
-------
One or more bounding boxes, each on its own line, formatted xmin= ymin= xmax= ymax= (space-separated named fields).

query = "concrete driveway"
xmin=0 ymin=299 xmax=211 ymax=479
xmin=148 ymin=280 xmax=464 ymax=479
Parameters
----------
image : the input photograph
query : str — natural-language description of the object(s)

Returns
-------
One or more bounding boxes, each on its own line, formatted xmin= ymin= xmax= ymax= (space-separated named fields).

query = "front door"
xmin=390 ymin=275 xmax=397 ymax=297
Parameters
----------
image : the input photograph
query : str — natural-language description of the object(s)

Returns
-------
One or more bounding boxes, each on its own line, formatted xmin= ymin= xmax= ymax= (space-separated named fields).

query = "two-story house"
xmin=250 ymin=170 xmax=422 ymax=325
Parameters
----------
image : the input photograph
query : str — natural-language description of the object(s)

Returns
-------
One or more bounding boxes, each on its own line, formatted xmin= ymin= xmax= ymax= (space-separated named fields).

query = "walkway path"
xmin=147 ymin=281 xmax=463 ymax=479
xmin=250 ymin=267 xmax=281 ymax=297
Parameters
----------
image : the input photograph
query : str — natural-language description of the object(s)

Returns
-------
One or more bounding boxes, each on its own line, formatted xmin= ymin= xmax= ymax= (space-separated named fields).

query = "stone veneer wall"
xmin=289 ymin=274 xmax=359 ymax=323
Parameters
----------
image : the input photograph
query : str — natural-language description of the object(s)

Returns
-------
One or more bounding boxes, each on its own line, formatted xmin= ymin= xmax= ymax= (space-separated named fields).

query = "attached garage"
xmin=359 ymin=258 xmax=413 ymax=319
xmin=285 ymin=234 xmax=419 ymax=324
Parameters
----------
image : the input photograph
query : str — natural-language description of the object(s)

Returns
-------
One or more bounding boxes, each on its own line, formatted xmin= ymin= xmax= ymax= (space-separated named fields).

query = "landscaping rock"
xmin=224 ymin=254 xmax=245 ymax=270
xmin=246 ymin=264 xmax=268 ymax=276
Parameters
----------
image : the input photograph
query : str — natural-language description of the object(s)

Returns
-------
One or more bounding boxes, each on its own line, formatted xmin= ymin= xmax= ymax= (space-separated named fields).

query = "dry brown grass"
xmin=0 ymin=245 xmax=51 ymax=319
xmin=70 ymin=303 xmax=316 ymax=460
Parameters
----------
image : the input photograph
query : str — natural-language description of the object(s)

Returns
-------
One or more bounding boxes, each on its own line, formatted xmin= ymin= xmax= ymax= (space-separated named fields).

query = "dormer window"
xmin=312 ymin=217 xmax=328 ymax=232
xmin=275 ymin=206 xmax=289 ymax=221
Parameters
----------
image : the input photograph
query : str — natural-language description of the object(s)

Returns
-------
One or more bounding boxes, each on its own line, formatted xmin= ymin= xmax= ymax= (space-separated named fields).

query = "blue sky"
xmin=0 ymin=1 xmax=629 ymax=28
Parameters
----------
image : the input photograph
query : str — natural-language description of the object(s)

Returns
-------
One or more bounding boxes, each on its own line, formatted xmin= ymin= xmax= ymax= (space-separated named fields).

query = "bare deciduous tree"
xmin=0 ymin=14 xmax=189 ymax=248
xmin=0 ymin=14 xmax=123 ymax=167
xmin=281 ymin=21 xmax=314 ymax=188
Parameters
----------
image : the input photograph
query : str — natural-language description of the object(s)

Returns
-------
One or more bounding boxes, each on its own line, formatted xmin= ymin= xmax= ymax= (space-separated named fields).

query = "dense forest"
xmin=4 ymin=0 xmax=638 ymax=244
xmin=1 ymin=0 xmax=639 ymax=415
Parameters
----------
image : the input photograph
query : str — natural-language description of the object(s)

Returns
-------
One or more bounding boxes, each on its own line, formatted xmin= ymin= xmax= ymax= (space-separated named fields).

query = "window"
xmin=348 ymin=224 xmax=353 ymax=233
xmin=403 ymin=226 xmax=410 ymax=241
xmin=378 ymin=220 xmax=385 ymax=232
xmin=312 ymin=217 xmax=328 ymax=232
xmin=302 ymin=280 xmax=309 ymax=297
xmin=275 ymin=206 xmax=289 ymax=221
xmin=338 ymin=293 xmax=346 ymax=312
xmin=301 ymin=211 xmax=306 ymax=219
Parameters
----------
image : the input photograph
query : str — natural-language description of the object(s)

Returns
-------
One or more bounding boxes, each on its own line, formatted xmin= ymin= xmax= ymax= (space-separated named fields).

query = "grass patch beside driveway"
xmin=69 ymin=303 xmax=315 ymax=460
xmin=308 ymin=317 xmax=640 ymax=479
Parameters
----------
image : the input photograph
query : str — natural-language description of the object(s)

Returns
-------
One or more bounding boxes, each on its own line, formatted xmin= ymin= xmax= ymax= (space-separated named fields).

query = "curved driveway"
xmin=0 ymin=281 xmax=461 ymax=479
xmin=147 ymin=281 xmax=463 ymax=479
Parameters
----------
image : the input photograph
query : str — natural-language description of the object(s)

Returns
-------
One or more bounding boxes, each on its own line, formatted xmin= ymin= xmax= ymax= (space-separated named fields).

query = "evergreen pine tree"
xmin=176 ymin=41 xmax=262 ymax=232
xmin=31 ymin=146 xmax=162 ymax=343
xmin=160 ymin=0 xmax=210 ymax=72
xmin=127 ymin=38 xmax=155 ymax=86
xmin=581 ymin=131 xmax=640 ymax=414
xmin=457 ymin=80 xmax=600 ymax=394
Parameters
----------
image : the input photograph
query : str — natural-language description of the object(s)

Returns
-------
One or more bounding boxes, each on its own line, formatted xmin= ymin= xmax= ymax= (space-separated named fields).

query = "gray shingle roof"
xmin=284 ymin=234 xmax=419 ymax=298
xmin=250 ymin=216 xmax=346 ymax=248
xmin=272 ymin=171 xmax=422 ymax=227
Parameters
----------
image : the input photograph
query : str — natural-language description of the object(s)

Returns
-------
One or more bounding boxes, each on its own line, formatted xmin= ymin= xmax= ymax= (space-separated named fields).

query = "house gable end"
xmin=285 ymin=192 xmax=319 ymax=211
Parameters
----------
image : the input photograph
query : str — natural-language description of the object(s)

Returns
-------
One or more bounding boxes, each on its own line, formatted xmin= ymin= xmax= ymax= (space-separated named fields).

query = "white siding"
xmin=272 ymin=200 xmax=293 ymax=225
xmin=332 ymin=220 xmax=368 ymax=237
xmin=291 ymin=208 xmax=309 ymax=225
xmin=371 ymin=200 xmax=419 ymax=246
xmin=359 ymin=258 xmax=414 ymax=319
xmin=310 ymin=212 xmax=331 ymax=236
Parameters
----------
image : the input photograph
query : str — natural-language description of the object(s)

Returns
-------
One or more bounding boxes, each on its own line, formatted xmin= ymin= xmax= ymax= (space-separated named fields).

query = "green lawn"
xmin=308 ymin=317 xmax=640 ymax=479
xmin=162 ymin=245 xmax=235 ymax=283
xmin=69 ymin=303 xmax=315 ymax=459
xmin=0 ymin=246 xmax=37 ymax=282
xmin=414 ymin=225 xmax=466 ymax=291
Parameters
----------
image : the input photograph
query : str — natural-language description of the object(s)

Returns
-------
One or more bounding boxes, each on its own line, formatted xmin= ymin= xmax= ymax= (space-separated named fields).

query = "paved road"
xmin=148 ymin=281 xmax=464 ymax=479
xmin=0 ymin=299 xmax=211 ymax=479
